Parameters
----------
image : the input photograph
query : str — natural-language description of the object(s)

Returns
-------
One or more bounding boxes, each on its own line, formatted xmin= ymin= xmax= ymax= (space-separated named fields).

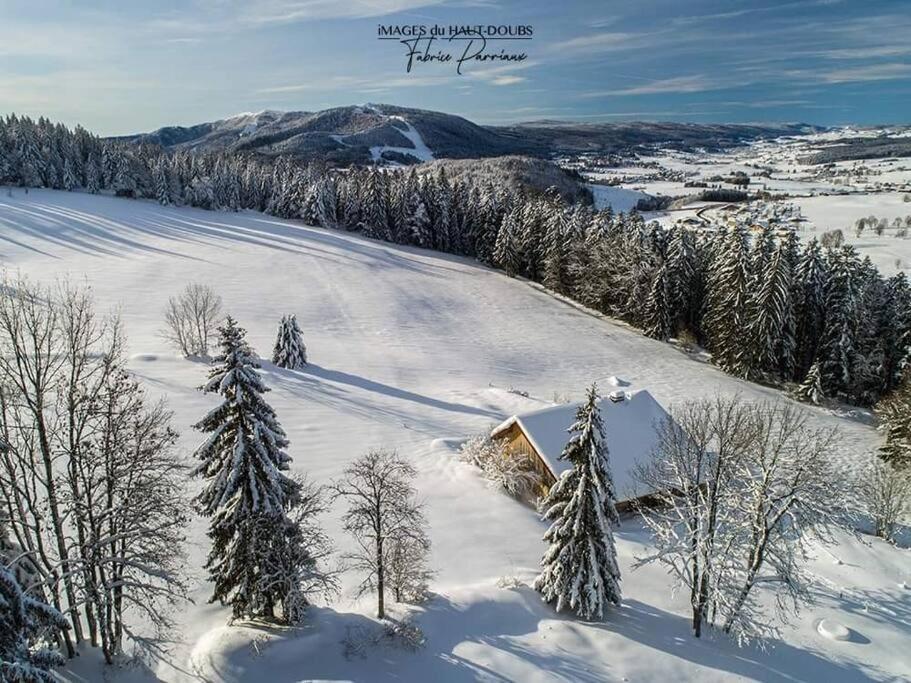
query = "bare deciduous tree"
xmin=0 ymin=276 xmax=90 ymax=653
xmin=68 ymin=368 xmax=189 ymax=663
xmin=252 ymin=476 xmax=338 ymax=624
xmin=386 ymin=527 xmax=433 ymax=604
xmin=633 ymin=396 xmax=754 ymax=638
xmin=0 ymin=277 xmax=189 ymax=664
xmin=717 ymin=402 xmax=844 ymax=642
xmin=162 ymin=283 xmax=222 ymax=357
xmin=635 ymin=396 xmax=850 ymax=644
xmin=819 ymin=229 xmax=844 ymax=249
xmin=333 ymin=450 xmax=430 ymax=619
xmin=863 ymin=458 xmax=910 ymax=542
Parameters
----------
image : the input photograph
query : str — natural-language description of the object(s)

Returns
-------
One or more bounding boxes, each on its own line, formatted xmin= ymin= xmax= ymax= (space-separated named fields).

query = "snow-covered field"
xmin=795 ymin=193 xmax=911 ymax=273
xmin=0 ymin=189 xmax=907 ymax=682
xmin=588 ymin=183 xmax=649 ymax=212
xmin=582 ymin=127 xmax=911 ymax=276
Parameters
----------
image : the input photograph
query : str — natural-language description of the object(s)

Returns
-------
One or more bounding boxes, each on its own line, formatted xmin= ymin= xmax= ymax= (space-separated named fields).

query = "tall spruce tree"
xmin=494 ymin=209 xmax=522 ymax=278
xmin=644 ymin=262 xmax=673 ymax=341
xmin=665 ymin=226 xmax=698 ymax=335
xmin=819 ymin=247 xmax=863 ymax=400
xmin=534 ymin=384 xmax=621 ymax=619
xmin=704 ymin=225 xmax=752 ymax=376
xmin=746 ymin=235 xmax=794 ymax=380
xmin=272 ymin=314 xmax=308 ymax=369
xmin=793 ymin=238 xmax=828 ymax=378
xmin=193 ymin=317 xmax=299 ymax=620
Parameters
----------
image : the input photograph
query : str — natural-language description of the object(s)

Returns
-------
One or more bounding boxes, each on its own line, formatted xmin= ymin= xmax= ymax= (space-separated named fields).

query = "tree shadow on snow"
xmin=261 ymin=362 xmax=501 ymax=437
xmin=593 ymin=599 xmax=891 ymax=682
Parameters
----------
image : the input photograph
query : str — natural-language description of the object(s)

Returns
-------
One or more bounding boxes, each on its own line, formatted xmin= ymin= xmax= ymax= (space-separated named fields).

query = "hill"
xmin=119 ymin=104 xmax=821 ymax=164
xmin=0 ymin=188 xmax=904 ymax=682
xmin=120 ymin=104 xmax=516 ymax=164
xmin=418 ymin=155 xmax=593 ymax=203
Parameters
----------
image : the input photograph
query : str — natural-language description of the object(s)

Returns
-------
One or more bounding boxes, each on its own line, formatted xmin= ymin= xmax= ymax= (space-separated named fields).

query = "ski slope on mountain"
xmin=0 ymin=188 xmax=906 ymax=682
xmin=369 ymin=116 xmax=435 ymax=163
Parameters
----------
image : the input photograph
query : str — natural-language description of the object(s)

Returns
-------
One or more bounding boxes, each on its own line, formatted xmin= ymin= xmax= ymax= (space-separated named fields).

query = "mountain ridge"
xmin=117 ymin=103 xmax=824 ymax=165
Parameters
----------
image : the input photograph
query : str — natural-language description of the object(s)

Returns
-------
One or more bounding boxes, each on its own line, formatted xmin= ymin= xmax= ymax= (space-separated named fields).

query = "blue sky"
xmin=1 ymin=0 xmax=909 ymax=134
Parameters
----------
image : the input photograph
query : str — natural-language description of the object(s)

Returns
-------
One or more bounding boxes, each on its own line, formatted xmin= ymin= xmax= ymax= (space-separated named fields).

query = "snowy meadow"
xmin=0 ymin=186 xmax=907 ymax=682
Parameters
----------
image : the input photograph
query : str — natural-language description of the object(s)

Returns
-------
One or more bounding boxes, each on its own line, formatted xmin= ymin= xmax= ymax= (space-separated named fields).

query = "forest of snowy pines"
xmin=1 ymin=113 xmax=910 ymax=410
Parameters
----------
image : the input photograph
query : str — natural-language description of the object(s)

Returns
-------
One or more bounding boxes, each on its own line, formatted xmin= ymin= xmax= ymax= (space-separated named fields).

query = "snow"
xmin=588 ymin=184 xmax=648 ymax=213
xmin=817 ymin=618 xmax=852 ymax=642
xmin=793 ymin=192 xmax=911 ymax=274
xmin=0 ymin=188 xmax=905 ymax=681
xmin=370 ymin=116 xmax=435 ymax=163
xmin=490 ymin=390 xmax=672 ymax=501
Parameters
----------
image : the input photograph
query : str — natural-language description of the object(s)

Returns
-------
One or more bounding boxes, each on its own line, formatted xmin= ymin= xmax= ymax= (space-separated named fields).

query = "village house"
xmin=490 ymin=389 xmax=675 ymax=511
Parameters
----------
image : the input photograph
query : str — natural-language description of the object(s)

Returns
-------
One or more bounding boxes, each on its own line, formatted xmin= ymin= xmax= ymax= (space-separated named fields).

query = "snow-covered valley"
xmin=0 ymin=188 xmax=906 ymax=682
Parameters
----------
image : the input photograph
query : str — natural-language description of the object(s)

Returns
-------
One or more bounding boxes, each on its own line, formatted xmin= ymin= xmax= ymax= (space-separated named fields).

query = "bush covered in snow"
xmin=459 ymin=433 xmax=543 ymax=502
xmin=342 ymin=616 xmax=426 ymax=660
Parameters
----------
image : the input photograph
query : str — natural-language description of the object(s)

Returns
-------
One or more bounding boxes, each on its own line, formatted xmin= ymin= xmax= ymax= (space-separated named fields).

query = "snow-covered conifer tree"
xmin=665 ymin=226 xmax=698 ymax=335
xmin=407 ymin=193 xmax=432 ymax=248
xmin=0 ymin=564 xmax=67 ymax=683
xmin=542 ymin=208 xmax=570 ymax=294
xmin=272 ymin=314 xmax=308 ymax=369
xmin=84 ymin=154 xmax=102 ymax=194
xmin=360 ymin=169 xmax=389 ymax=240
xmin=193 ymin=317 xmax=300 ymax=620
xmin=818 ymin=246 xmax=863 ymax=399
xmin=534 ymin=384 xmax=621 ymax=618
xmin=794 ymin=360 xmax=825 ymax=405
xmin=876 ymin=368 xmax=911 ymax=466
xmin=704 ymin=225 xmax=752 ymax=376
xmin=644 ymin=262 xmax=673 ymax=341
xmin=793 ymin=238 xmax=828 ymax=378
xmin=153 ymin=161 xmax=171 ymax=205
xmin=493 ymin=208 xmax=522 ymax=278
xmin=745 ymin=235 xmax=794 ymax=380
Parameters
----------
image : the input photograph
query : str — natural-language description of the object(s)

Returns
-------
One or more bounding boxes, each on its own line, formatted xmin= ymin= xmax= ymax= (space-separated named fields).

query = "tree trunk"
xmin=376 ymin=536 xmax=385 ymax=619
xmin=34 ymin=414 xmax=84 ymax=645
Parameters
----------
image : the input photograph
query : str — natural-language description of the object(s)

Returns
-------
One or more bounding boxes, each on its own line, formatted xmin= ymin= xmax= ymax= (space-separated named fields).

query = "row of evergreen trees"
xmin=1 ymin=113 xmax=908 ymax=407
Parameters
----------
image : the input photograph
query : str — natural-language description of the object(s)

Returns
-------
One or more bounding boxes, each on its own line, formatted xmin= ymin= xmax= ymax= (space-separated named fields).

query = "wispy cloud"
xmin=785 ymin=62 xmax=911 ymax=84
xmin=488 ymin=75 xmax=525 ymax=86
xmin=233 ymin=0 xmax=447 ymax=25
xmin=582 ymin=74 xmax=726 ymax=98
xmin=814 ymin=45 xmax=911 ymax=60
xmin=555 ymin=30 xmax=667 ymax=55
xmin=670 ymin=0 xmax=844 ymax=26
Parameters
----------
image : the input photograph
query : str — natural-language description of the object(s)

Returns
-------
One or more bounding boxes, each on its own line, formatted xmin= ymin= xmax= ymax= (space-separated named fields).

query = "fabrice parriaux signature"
xmin=377 ymin=24 xmax=532 ymax=75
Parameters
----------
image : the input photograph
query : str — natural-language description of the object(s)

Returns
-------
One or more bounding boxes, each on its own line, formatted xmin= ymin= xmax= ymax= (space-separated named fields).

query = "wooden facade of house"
xmin=493 ymin=420 xmax=558 ymax=495
xmin=490 ymin=389 xmax=677 ymax=512
xmin=494 ymin=419 xmax=645 ymax=511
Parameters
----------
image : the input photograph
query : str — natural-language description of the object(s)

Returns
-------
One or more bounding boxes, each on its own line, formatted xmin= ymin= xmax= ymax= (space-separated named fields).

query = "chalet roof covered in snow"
xmin=490 ymin=389 xmax=673 ymax=500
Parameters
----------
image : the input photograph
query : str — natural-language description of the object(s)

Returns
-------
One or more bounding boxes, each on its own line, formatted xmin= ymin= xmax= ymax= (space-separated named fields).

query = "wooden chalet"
xmin=490 ymin=389 xmax=675 ymax=511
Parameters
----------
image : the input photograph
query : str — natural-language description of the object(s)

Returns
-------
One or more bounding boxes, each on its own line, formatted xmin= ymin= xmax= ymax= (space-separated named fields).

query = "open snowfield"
xmin=0 ymin=188 xmax=907 ymax=682
xmin=795 ymin=193 xmax=911 ymax=273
